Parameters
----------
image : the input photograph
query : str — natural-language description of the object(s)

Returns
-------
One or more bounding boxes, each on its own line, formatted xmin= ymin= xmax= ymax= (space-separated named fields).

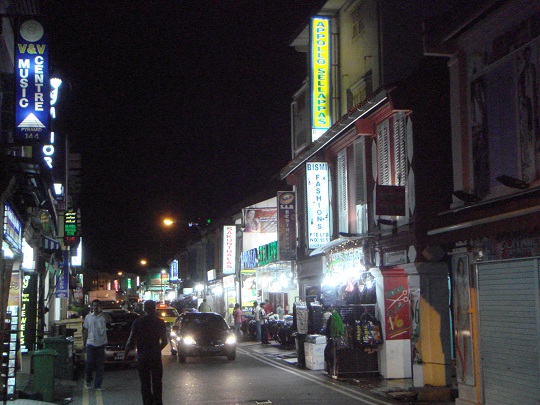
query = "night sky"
xmin=42 ymin=0 xmax=324 ymax=271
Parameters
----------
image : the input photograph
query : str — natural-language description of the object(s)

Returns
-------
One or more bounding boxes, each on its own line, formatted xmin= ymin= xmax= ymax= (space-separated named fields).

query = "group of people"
xmin=252 ymin=300 xmax=274 ymax=344
xmin=83 ymin=299 xmax=168 ymax=405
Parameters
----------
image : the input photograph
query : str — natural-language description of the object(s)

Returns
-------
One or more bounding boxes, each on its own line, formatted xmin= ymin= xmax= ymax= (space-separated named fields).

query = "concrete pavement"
xmin=10 ymin=340 xmax=455 ymax=404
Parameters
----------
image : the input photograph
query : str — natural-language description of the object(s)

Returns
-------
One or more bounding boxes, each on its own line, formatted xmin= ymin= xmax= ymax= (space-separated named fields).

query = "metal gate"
xmin=476 ymin=259 xmax=540 ymax=405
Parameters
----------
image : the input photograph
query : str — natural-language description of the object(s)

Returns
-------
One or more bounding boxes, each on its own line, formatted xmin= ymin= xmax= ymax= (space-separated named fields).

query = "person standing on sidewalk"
xmin=260 ymin=302 xmax=273 ymax=344
xmin=83 ymin=299 xmax=108 ymax=390
xmin=124 ymin=300 xmax=168 ymax=405
xmin=233 ymin=303 xmax=243 ymax=338
xmin=252 ymin=301 xmax=261 ymax=341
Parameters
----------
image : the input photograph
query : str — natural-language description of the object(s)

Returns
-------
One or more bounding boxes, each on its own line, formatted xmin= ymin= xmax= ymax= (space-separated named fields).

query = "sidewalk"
xmin=238 ymin=340 xmax=456 ymax=404
xmin=8 ymin=353 xmax=75 ymax=405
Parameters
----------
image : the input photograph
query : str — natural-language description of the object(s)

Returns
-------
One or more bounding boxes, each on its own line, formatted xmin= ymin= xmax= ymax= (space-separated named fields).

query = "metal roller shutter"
xmin=477 ymin=259 xmax=540 ymax=405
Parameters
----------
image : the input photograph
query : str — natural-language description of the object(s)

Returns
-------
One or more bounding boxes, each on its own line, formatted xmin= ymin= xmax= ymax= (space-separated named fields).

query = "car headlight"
xmin=183 ymin=336 xmax=196 ymax=345
xmin=225 ymin=336 xmax=236 ymax=345
xmin=170 ymin=331 xmax=176 ymax=338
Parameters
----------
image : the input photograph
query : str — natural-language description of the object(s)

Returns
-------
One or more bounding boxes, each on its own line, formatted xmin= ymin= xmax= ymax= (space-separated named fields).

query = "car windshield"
xmin=182 ymin=316 xmax=228 ymax=333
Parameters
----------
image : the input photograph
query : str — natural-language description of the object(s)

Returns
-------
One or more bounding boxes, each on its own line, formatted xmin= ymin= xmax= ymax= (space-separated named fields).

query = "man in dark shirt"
xmin=124 ymin=300 xmax=168 ymax=405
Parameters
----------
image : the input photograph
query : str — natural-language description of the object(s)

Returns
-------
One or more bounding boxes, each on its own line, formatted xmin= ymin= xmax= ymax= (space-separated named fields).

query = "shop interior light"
xmin=213 ymin=285 xmax=223 ymax=295
xmin=194 ymin=284 xmax=204 ymax=292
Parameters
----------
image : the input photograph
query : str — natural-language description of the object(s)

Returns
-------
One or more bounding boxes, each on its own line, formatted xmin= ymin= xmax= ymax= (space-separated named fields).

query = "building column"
xmin=405 ymin=262 xmax=452 ymax=387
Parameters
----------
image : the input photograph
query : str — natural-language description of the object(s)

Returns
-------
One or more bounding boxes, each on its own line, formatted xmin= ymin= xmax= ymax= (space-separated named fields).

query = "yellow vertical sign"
xmin=311 ymin=16 xmax=331 ymax=141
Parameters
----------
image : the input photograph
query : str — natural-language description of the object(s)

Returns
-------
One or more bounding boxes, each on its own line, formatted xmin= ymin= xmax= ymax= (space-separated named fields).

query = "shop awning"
xmin=309 ymin=236 xmax=365 ymax=256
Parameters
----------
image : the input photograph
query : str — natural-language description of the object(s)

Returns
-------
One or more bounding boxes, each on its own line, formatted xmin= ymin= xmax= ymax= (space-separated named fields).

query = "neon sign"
xmin=15 ymin=19 xmax=49 ymax=144
xmin=310 ymin=16 xmax=331 ymax=141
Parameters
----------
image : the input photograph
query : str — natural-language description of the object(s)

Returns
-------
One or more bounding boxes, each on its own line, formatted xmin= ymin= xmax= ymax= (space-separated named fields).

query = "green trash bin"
xmin=43 ymin=336 xmax=74 ymax=380
xmin=31 ymin=349 xmax=58 ymax=402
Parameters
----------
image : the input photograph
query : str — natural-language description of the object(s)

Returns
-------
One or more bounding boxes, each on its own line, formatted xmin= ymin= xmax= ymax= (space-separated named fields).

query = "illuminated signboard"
xmin=3 ymin=203 xmax=23 ymax=253
xmin=310 ymin=16 xmax=331 ymax=142
xmin=64 ymin=210 xmax=77 ymax=246
xmin=15 ymin=19 xmax=49 ymax=144
xmin=170 ymin=259 xmax=178 ymax=281
xmin=306 ymin=162 xmax=330 ymax=249
xmin=277 ymin=191 xmax=297 ymax=261
xmin=223 ymin=226 xmax=236 ymax=275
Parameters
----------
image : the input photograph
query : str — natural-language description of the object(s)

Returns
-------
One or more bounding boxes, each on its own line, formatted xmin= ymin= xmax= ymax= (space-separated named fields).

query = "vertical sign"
xmin=15 ymin=19 xmax=49 ymax=144
xmin=311 ymin=16 xmax=331 ymax=141
xmin=383 ymin=269 xmax=411 ymax=340
xmin=55 ymin=251 xmax=69 ymax=298
xmin=3 ymin=202 xmax=23 ymax=254
xmin=223 ymin=226 xmax=236 ymax=275
xmin=170 ymin=259 xmax=178 ymax=281
xmin=277 ymin=191 xmax=297 ymax=260
xmin=306 ymin=162 xmax=330 ymax=249
xmin=64 ymin=209 xmax=77 ymax=246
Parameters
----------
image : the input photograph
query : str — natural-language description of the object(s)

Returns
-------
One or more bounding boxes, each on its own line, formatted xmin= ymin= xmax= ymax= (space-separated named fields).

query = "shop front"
xmin=448 ymin=232 xmax=540 ymax=405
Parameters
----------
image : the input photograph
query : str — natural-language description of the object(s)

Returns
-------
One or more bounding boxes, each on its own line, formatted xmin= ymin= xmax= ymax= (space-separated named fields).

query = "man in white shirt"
xmin=252 ymin=301 xmax=261 ymax=341
xmin=83 ymin=299 xmax=108 ymax=390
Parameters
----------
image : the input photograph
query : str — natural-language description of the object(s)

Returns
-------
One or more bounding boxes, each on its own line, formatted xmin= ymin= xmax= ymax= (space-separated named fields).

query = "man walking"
xmin=83 ymin=299 xmax=108 ymax=390
xmin=125 ymin=300 xmax=168 ymax=405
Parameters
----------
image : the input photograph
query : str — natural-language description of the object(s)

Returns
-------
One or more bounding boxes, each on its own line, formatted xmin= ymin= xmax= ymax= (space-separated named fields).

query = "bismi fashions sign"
xmin=306 ymin=162 xmax=330 ymax=249
xmin=277 ymin=191 xmax=297 ymax=260
xmin=311 ymin=16 xmax=331 ymax=142
xmin=223 ymin=226 xmax=236 ymax=275
xmin=15 ymin=19 xmax=49 ymax=144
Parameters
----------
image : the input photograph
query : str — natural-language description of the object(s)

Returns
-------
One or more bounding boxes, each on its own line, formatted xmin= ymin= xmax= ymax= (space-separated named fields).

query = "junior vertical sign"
xmin=310 ymin=16 xmax=331 ymax=142
xmin=15 ymin=19 xmax=49 ymax=144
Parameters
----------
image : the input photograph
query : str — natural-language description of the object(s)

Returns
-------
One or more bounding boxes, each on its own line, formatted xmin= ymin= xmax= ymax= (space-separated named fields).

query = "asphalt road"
xmin=62 ymin=342 xmax=401 ymax=405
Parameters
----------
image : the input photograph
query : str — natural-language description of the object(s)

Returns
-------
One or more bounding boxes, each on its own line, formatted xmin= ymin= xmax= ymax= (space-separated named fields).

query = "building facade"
xmin=424 ymin=1 xmax=540 ymax=404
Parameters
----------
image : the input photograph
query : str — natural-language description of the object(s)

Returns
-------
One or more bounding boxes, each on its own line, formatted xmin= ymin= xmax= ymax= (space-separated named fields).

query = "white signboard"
xmin=222 ymin=226 xmax=236 ymax=275
xmin=306 ymin=162 xmax=330 ymax=249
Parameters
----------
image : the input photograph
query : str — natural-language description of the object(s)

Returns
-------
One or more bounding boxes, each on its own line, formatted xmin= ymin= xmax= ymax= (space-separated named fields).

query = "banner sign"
xmin=55 ymin=251 xmax=69 ymax=298
xmin=170 ymin=259 xmax=179 ymax=281
xmin=306 ymin=162 xmax=330 ymax=249
xmin=383 ymin=269 xmax=411 ymax=340
xmin=277 ymin=191 xmax=297 ymax=260
xmin=223 ymin=226 xmax=236 ymax=275
xmin=64 ymin=209 xmax=77 ymax=246
xmin=3 ymin=202 xmax=23 ymax=253
xmin=243 ymin=208 xmax=277 ymax=233
xmin=310 ymin=16 xmax=331 ymax=141
xmin=15 ymin=19 xmax=49 ymax=144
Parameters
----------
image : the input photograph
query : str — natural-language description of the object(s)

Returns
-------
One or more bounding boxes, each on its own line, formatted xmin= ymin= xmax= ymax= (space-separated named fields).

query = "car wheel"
xmin=171 ymin=348 xmax=177 ymax=357
xmin=178 ymin=353 xmax=186 ymax=363
xmin=227 ymin=351 xmax=236 ymax=361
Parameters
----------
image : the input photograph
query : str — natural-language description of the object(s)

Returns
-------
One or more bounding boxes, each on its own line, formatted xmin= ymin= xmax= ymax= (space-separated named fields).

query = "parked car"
xmin=103 ymin=310 xmax=139 ymax=365
xmin=170 ymin=312 xmax=236 ymax=363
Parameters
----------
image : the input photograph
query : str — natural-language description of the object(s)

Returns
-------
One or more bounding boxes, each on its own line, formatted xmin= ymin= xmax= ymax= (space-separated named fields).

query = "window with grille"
xmin=337 ymin=150 xmax=348 ymax=233
xmin=351 ymin=2 xmax=366 ymax=39
xmin=393 ymin=112 xmax=407 ymax=186
xmin=354 ymin=138 xmax=368 ymax=233
xmin=377 ymin=119 xmax=391 ymax=185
